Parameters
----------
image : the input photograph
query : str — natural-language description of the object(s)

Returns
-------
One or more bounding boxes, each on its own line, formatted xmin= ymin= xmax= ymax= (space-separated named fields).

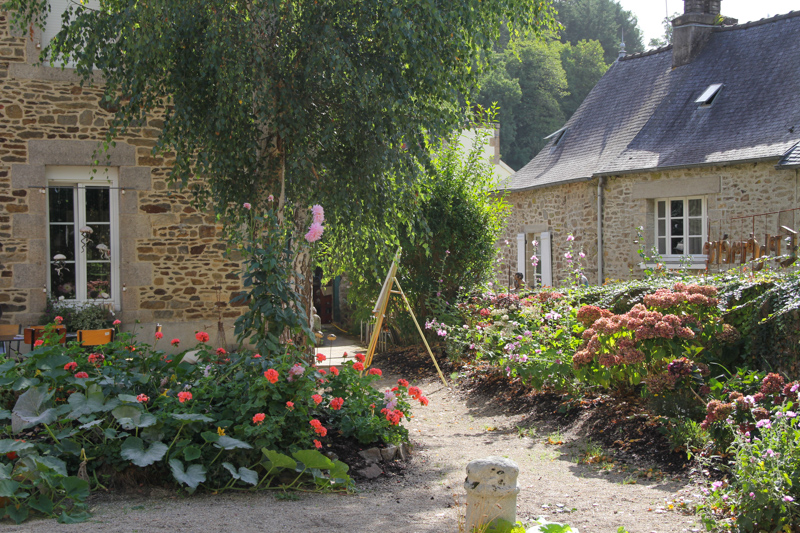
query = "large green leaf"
xmin=60 ymin=476 xmax=90 ymax=500
xmin=111 ymin=404 xmax=154 ymax=429
xmin=261 ymin=449 xmax=296 ymax=470
xmin=37 ymin=354 xmax=72 ymax=371
xmin=0 ymin=439 xmax=35 ymax=454
xmin=0 ymin=478 xmax=21 ymax=497
xmin=169 ymin=459 xmax=206 ymax=492
xmin=183 ymin=445 xmax=202 ymax=462
xmin=12 ymin=385 xmax=57 ymax=433
xmin=222 ymin=462 xmax=259 ymax=486
xmin=171 ymin=413 xmax=214 ymax=423
xmin=67 ymin=384 xmax=118 ymax=418
xmin=213 ymin=435 xmax=252 ymax=450
xmin=120 ymin=437 xmax=168 ymax=467
xmin=292 ymin=449 xmax=335 ymax=470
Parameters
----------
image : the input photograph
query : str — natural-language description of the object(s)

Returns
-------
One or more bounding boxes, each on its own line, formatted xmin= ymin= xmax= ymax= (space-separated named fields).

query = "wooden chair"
xmin=0 ymin=324 xmax=22 ymax=356
xmin=77 ymin=328 xmax=115 ymax=347
xmin=24 ymin=325 xmax=67 ymax=350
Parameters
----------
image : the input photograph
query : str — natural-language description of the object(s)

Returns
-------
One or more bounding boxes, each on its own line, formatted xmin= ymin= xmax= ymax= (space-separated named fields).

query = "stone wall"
xmin=0 ymin=12 xmax=243 ymax=349
xmin=499 ymin=162 xmax=800 ymax=286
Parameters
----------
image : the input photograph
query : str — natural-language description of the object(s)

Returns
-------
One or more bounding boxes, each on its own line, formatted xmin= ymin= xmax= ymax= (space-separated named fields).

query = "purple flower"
xmin=756 ymin=419 xmax=772 ymax=429
xmin=712 ymin=481 xmax=723 ymax=490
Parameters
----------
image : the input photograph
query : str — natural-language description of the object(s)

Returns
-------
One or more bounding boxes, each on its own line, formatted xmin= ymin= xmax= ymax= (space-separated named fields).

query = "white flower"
xmin=79 ymin=226 xmax=93 ymax=234
xmin=53 ymin=254 xmax=67 ymax=261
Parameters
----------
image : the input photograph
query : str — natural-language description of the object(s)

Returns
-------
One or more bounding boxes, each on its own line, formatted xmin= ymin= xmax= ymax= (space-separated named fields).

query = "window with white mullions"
xmin=47 ymin=167 xmax=119 ymax=306
xmin=656 ymin=197 xmax=706 ymax=257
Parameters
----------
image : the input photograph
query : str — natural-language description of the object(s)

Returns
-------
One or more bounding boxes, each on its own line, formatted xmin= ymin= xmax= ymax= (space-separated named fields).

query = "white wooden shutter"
xmin=516 ymin=233 xmax=526 ymax=280
xmin=540 ymin=231 xmax=553 ymax=287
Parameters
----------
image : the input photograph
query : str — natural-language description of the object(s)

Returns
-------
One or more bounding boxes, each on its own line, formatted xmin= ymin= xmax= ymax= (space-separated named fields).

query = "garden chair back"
xmin=0 ymin=324 xmax=22 ymax=357
xmin=24 ymin=325 xmax=67 ymax=350
xmin=77 ymin=328 xmax=115 ymax=347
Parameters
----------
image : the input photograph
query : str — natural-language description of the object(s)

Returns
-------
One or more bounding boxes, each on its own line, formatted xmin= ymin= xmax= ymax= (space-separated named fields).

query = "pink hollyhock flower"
xmin=566 ymin=234 xmax=575 ymax=242
xmin=74 ymin=372 xmax=89 ymax=379
xmin=267 ymin=194 xmax=274 ymax=202
xmin=330 ymin=397 xmax=344 ymax=410
xmin=353 ymin=362 xmax=364 ymax=371
xmin=64 ymin=361 xmax=78 ymax=371
xmin=155 ymin=332 xmax=163 ymax=340
xmin=171 ymin=338 xmax=180 ymax=346
xmin=243 ymin=202 xmax=252 ymax=210
xmin=264 ymin=369 xmax=279 ymax=384
xmin=177 ymin=391 xmax=192 ymax=403
xmin=311 ymin=204 xmax=325 ymax=224
xmin=113 ymin=319 xmax=122 ymax=326
xmin=304 ymin=222 xmax=324 ymax=243
xmin=312 ymin=394 xmax=323 ymax=405
xmin=195 ymin=331 xmax=210 ymax=343
xmin=137 ymin=394 xmax=149 ymax=403
xmin=252 ymin=413 xmax=265 ymax=425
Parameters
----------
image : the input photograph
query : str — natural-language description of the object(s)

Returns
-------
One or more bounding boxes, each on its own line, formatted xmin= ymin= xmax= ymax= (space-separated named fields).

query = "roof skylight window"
xmin=695 ymin=84 xmax=723 ymax=106
xmin=544 ymin=127 xmax=567 ymax=147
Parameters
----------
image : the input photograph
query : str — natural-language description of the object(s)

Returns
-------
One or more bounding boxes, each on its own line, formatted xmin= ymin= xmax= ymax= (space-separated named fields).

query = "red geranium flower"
xmin=195 ymin=331 xmax=210 ymax=343
xmin=330 ymin=366 xmax=339 ymax=376
xmin=178 ymin=391 xmax=192 ymax=403
xmin=64 ymin=361 xmax=78 ymax=371
xmin=316 ymin=353 xmax=326 ymax=363
xmin=155 ymin=332 xmax=164 ymax=340
xmin=368 ymin=368 xmax=382 ymax=377
xmin=264 ymin=369 xmax=279 ymax=384
xmin=353 ymin=362 xmax=364 ymax=372
xmin=34 ymin=340 xmax=44 ymax=347
xmin=312 ymin=394 xmax=323 ymax=405
xmin=286 ymin=401 xmax=294 ymax=410
xmin=171 ymin=338 xmax=180 ymax=347
xmin=330 ymin=397 xmax=344 ymax=410
xmin=252 ymin=413 xmax=266 ymax=425
xmin=216 ymin=347 xmax=227 ymax=356
xmin=137 ymin=394 xmax=150 ymax=403
xmin=74 ymin=372 xmax=89 ymax=379
xmin=419 ymin=396 xmax=429 ymax=406
xmin=355 ymin=353 xmax=366 ymax=363
xmin=313 ymin=439 xmax=322 ymax=449
xmin=397 ymin=379 xmax=409 ymax=388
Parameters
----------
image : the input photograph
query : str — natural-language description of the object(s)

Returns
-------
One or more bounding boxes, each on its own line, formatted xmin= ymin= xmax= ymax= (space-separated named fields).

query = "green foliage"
xmin=558 ymin=39 xmax=608 ymax=120
xmin=1 ymin=318 xmax=428 ymax=523
xmin=40 ymin=299 xmax=111 ymax=332
xmin=477 ymin=37 xmax=569 ymax=170
xmin=552 ymin=0 xmax=644 ymax=64
xmin=699 ymin=408 xmax=800 ymax=532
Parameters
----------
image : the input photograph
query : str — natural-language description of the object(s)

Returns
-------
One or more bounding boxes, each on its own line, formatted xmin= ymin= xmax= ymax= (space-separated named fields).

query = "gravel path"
xmin=5 ymin=372 xmax=704 ymax=533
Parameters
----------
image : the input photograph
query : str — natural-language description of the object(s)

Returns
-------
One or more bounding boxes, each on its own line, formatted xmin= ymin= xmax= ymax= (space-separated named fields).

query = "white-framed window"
xmin=655 ymin=196 xmax=706 ymax=258
xmin=517 ymin=231 xmax=552 ymax=288
xmin=40 ymin=0 xmax=101 ymax=68
xmin=47 ymin=166 xmax=120 ymax=308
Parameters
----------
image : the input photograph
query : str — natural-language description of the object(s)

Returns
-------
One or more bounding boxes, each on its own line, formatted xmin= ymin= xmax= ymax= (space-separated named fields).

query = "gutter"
xmin=597 ymin=176 xmax=605 ymax=285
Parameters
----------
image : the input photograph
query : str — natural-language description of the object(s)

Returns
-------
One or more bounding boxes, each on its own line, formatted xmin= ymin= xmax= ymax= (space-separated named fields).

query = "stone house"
xmin=499 ymin=1 xmax=800 ymax=288
xmin=0 ymin=8 xmax=243 ymax=347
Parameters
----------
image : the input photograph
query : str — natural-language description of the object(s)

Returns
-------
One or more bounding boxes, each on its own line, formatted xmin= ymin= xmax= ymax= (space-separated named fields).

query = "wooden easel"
xmin=365 ymin=247 xmax=448 ymax=387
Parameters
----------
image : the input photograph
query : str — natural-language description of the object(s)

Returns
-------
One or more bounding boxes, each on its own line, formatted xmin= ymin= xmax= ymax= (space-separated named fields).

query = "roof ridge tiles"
xmin=619 ymin=45 xmax=673 ymax=61
xmin=713 ymin=9 xmax=800 ymax=32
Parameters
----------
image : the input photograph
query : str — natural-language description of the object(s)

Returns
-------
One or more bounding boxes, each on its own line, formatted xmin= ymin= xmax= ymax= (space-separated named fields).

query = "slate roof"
xmin=508 ymin=11 xmax=800 ymax=191
xmin=779 ymin=143 xmax=800 ymax=168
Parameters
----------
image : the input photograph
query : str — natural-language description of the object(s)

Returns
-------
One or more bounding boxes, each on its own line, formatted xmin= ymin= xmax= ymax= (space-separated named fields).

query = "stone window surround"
xmin=11 ymin=140 xmax=153 ymax=319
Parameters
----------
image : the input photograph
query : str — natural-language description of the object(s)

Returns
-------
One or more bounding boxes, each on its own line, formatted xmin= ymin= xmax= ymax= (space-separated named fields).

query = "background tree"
xmin=648 ymin=13 xmax=679 ymax=48
xmin=5 ymin=0 xmax=557 ymax=339
xmin=553 ymin=0 xmax=644 ymax=63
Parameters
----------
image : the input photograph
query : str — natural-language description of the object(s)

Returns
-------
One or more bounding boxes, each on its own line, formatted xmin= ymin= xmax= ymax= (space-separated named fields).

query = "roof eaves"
xmin=504 ymin=175 xmax=595 ymax=194
xmin=594 ymin=155 xmax=784 ymax=178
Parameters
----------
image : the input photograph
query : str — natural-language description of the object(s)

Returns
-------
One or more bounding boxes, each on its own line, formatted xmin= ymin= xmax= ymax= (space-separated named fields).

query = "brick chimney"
xmin=672 ymin=0 xmax=736 ymax=68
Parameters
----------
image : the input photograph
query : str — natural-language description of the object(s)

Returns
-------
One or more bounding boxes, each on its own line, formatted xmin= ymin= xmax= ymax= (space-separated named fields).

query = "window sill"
xmin=639 ymin=259 xmax=707 ymax=270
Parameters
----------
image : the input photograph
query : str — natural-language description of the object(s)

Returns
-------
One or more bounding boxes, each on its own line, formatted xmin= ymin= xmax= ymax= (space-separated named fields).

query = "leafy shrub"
xmin=40 ymin=299 xmax=111 ymax=331
xmin=700 ymin=406 xmax=800 ymax=532
xmin=0 ymin=322 xmax=426 ymax=524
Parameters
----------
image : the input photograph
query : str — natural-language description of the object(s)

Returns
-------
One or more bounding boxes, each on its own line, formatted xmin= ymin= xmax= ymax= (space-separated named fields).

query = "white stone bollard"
xmin=464 ymin=457 xmax=520 ymax=532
